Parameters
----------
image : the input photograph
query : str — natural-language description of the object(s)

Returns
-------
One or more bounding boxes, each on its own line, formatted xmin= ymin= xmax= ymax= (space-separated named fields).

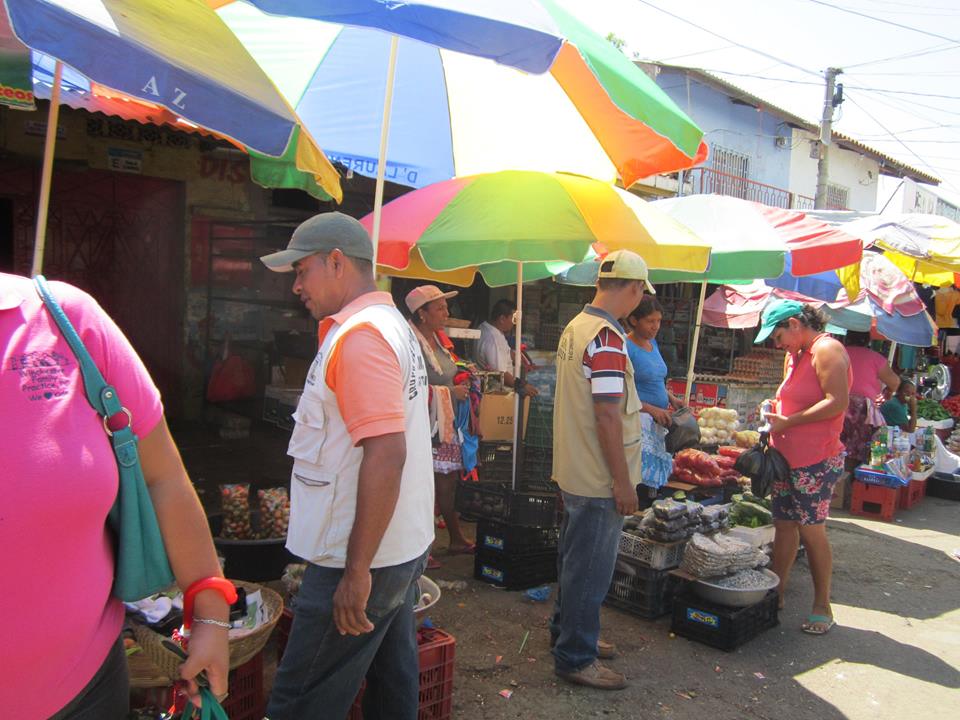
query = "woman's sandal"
xmin=801 ymin=614 xmax=835 ymax=635
xmin=446 ymin=542 xmax=476 ymax=556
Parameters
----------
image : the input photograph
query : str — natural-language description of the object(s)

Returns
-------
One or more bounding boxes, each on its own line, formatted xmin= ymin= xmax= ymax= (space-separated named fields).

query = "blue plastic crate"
xmin=854 ymin=466 xmax=909 ymax=488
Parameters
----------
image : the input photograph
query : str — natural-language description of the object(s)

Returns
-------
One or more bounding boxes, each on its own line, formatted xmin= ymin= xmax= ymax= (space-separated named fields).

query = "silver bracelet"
xmin=193 ymin=616 xmax=231 ymax=629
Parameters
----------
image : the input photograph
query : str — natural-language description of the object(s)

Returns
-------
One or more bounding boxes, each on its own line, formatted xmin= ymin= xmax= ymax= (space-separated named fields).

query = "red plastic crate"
xmin=898 ymin=479 xmax=926 ymax=510
xmin=170 ymin=651 xmax=264 ymax=720
xmin=850 ymin=480 xmax=898 ymax=522
xmin=346 ymin=627 xmax=456 ymax=720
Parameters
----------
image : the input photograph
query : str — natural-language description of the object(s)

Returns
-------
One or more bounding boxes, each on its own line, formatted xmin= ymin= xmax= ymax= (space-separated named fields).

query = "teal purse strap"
xmin=33 ymin=275 xmax=126 ymax=422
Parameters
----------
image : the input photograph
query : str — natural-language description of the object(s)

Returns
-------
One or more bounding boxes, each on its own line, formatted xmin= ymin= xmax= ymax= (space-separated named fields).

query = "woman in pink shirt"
xmin=1 ymin=273 xmax=229 ymax=718
xmin=755 ymin=300 xmax=851 ymax=637
xmin=841 ymin=332 xmax=900 ymax=466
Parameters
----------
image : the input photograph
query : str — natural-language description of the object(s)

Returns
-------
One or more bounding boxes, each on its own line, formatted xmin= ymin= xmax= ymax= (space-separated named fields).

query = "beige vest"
xmin=285 ymin=303 xmax=434 ymax=568
xmin=552 ymin=310 xmax=643 ymax=497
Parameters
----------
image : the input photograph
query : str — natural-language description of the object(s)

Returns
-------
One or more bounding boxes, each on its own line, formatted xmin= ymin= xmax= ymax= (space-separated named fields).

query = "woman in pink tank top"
xmin=754 ymin=300 xmax=850 ymax=637
xmin=841 ymin=332 xmax=900 ymax=466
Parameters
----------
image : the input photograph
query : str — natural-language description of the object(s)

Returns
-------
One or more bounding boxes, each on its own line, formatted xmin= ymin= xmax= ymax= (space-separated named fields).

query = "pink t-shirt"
xmin=0 ymin=273 xmax=163 ymax=719
xmin=846 ymin=346 xmax=886 ymax=399
xmin=772 ymin=334 xmax=852 ymax=469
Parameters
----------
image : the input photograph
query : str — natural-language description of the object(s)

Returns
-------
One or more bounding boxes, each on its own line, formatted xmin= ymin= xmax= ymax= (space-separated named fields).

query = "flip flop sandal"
xmin=427 ymin=555 xmax=442 ymax=570
xmin=446 ymin=543 xmax=476 ymax=555
xmin=801 ymin=614 xmax=835 ymax=635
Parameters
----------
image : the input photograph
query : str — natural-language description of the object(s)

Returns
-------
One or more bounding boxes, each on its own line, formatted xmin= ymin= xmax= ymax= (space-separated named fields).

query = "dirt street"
xmin=425 ymin=499 xmax=960 ymax=720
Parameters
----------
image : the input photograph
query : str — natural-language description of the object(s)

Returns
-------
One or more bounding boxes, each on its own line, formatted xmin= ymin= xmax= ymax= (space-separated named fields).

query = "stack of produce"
xmin=256 ymin=487 xmax=291 ymax=539
xmin=917 ymin=398 xmax=950 ymax=422
xmin=680 ymin=532 xmax=769 ymax=578
xmin=725 ymin=349 xmax=786 ymax=384
xmin=696 ymin=407 xmax=740 ymax=445
xmin=626 ymin=496 xmax=730 ymax=543
xmin=220 ymin=483 xmax=253 ymax=539
xmin=728 ymin=493 xmax=773 ymax=529
xmin=941 ymin=396 xmax=960 ymax=419
xmin=672 ymin=448 xmax=744 ymax=487
xmin=734 ymin=430 xmax=760 ymax=448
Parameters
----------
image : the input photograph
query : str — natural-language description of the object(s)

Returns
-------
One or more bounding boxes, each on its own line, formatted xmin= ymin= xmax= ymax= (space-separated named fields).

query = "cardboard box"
xmin=281 ymin=356 xmax=312 ymax=388
xmin=830 ymin=471 xmax=851 ymax=510
xmin=478 ymin=392 xmax=530 ymax=442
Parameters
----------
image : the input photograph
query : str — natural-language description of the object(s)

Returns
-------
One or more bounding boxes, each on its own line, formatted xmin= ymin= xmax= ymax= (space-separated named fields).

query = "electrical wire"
xmin=844 ymin=43 xmax=960 ymax=69
xmin=631 ymin=0 xmax=822 ymax=78
xmin=801 ymin=0 xmax=960 ymax=44
xmin=844 ymin=91 xmax=956 ymax=192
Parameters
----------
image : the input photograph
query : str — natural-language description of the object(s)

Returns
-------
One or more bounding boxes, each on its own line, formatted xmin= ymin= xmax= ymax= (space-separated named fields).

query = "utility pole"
xmin=814 ymin=67 xmax=842 ymax=209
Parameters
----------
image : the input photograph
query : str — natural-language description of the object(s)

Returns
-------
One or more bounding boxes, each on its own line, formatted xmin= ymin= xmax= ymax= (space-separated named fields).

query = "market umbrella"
xmin=2 ymin=0 xmax=342 ymax=274
xmin=561 ymin=194 xmax=864 ymax=401
xmin=702 ymin=267 xmax=936 ymax=348
xmin=214 ymin=0 xmax=708 ymax=251
xmin=362 ymin=170 xmax=711 ymax=484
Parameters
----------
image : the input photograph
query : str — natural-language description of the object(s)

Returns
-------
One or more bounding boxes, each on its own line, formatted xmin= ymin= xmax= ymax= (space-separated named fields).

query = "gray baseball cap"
xmin=260 ymin=212 xmax=373 ymax=272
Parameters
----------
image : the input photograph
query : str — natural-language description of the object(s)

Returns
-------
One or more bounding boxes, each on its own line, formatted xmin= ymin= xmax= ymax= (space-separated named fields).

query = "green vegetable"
xmin=917 ymin=399 xmax=950 ymax=421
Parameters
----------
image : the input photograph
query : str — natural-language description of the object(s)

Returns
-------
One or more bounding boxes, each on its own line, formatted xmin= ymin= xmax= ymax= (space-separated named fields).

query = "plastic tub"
xmin=691 ymin=568 xmax=780 ymax=607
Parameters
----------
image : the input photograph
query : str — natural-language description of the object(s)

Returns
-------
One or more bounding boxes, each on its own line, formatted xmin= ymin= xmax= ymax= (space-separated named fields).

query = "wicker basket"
xmin=132 ymin=580 xmax=283 ymax=681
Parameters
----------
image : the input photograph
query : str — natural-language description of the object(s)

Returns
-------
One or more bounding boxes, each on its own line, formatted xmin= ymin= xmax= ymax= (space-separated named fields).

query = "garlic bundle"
xmin=696 ymin=407 xmax=740 ymax=445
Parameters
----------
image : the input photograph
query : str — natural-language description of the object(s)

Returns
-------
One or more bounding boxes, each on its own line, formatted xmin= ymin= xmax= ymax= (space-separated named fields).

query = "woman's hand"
xmin=766 ymin=412 xmax=792 ymax=434
xmin=179 ymin=622 xmax=229 ymax=708
xmin=452 ymin=384 xmax=470 ymax=402
xmin=669 ymin=394 xmax=686 ymax=410
xmin=646 ymin=404 xmax=673 ymax=427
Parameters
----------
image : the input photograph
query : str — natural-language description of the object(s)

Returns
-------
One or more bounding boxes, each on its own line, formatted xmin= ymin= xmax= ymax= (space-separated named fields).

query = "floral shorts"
xmin=771 ymin=453 xmax=844 ymax=525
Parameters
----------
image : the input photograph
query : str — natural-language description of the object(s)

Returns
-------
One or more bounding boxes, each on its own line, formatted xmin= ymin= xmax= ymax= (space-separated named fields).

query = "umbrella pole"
xmin=370 ymin=35 xmax=399 ymax=260
xmin=684 ymin=280 xmax=709 ymax=405
xmin=512 ymin=263 xmax=524 ymax=491
xmin=888 ymin=341 xmax=898 ymax=365
xmin=31 ymin=60 xmax=64 ymax=277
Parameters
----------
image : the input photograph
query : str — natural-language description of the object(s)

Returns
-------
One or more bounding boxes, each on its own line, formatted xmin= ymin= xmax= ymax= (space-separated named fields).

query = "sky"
xmin=556 ymin=0 xmax=960 ymax=209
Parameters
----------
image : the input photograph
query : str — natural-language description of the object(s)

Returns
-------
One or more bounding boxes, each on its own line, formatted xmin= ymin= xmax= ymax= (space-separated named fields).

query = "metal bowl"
xmin=691 ymin=568 xmax=780 ymax=607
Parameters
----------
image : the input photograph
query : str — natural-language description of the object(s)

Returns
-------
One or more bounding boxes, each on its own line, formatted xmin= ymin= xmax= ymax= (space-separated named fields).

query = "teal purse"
xmin=34 ymin=275 xmax=175 ymax=601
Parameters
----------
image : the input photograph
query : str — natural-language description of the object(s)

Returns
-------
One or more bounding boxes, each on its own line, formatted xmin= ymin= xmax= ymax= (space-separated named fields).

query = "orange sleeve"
xmin=325 ymin=323 xmax=406 ymax=445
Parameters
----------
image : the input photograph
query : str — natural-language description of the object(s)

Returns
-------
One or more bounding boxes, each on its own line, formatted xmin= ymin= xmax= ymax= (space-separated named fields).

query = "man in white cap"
xmin=259 ymin=212 xmax=434 ymax=720
xmin=550 ymin=250 xmax=652 ymax=690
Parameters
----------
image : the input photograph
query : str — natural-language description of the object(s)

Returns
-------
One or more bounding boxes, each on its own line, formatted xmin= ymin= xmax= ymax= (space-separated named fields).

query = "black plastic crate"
xmin=455 ymin=481 xmax=558 ymax=527
xmin=604 ymin=555 xmax=680 ymax=619
xmin=670 ymin=590 xmax=779 ymax=651
xmin=476 ymin=519 xmax=559 ymax=555
xmin=522 ymin=446 xmax=553 ymax=484
xmin=928 ymin=472 xmax=960 ymax=500
xmin=478 ymin=441 xmax=516 ymax=481
xmin=474 ymin=548 xmax=557 ymax=590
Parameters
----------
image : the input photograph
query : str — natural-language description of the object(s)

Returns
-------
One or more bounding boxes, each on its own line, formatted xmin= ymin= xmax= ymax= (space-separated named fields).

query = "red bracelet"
xmin=182 ymin=577 xmax=237 ymax=633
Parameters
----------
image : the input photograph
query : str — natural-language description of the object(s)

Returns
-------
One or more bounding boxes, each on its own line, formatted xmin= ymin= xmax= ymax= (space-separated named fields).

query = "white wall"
xmin=788 ymin=129 xmax=881 ymax=211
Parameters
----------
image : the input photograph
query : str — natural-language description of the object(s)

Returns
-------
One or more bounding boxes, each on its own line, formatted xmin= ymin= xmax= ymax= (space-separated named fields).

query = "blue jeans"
xmin=267 ymin=552 xmax=428 ymax=720
xmin=550 ymin=492 xmax=624 ymax=674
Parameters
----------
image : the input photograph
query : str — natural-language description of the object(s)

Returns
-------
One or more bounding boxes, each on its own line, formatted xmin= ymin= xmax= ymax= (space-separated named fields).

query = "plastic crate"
xmin=474 ymin=548 xmax=557 ymax=590
xmin=477 ymin=519 xmax=559 ymax=555
xmin=522 ymin=446 xmax=553 ymax=484
xmin=347 ymin=627 xmax=456 ymax=720
xmin=617 ymin=533 xmax=686 ymax=569
xmin=455 ymin=481 xmax=558 ymax=527
xmin=604 ymin=555 xmax=680 ymax=618
xmin=671 ymin=590 xmax=779 ymax=651
xmin=898 ymin=479 xmax=926 ymax=510
xmin=854 ymin=466 xmax=909 ymax=488
xmin=850 ymin=480 xmax=899 ymax=522
xmin=477 ymin=441 xmax=515 ymax=481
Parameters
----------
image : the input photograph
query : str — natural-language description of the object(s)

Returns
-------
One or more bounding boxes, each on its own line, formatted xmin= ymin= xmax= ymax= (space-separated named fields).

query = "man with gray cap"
xmin=550 ymin=250 xmax=650 ymax=690
xmin=261 ymin=212 xmax=434 ymax=720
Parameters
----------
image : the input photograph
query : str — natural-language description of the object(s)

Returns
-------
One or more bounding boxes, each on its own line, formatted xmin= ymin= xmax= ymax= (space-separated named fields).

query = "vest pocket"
xmin=288 ymin=460 xmax=339 ymax=562
xmin=288 ymin=395 xmax=326 ymax=464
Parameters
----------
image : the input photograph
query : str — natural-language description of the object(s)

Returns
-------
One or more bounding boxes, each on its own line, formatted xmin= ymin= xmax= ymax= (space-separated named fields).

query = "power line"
xmin=844 ymin=42 xmax=960 ymax=69
xmin=632 ymin=0 xmax=822 ymax=78
xmin=801 ymin=0 xmax=960 ymax=44
xmin=843 ymin=91 xmax=951 ymax=188
xmin=659 ymin=45 xmax=735 ymax=62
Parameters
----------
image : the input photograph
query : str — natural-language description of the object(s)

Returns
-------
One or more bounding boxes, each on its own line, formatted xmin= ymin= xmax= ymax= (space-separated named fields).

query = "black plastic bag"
xmin=665 ymin=407 xmax=701 ymax=454
xmin=734 ymin=431 xmax=791 ymax=497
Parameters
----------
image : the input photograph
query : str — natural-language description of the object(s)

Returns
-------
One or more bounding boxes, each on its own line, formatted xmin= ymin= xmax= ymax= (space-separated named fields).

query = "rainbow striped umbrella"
xmin=216 ymin=1 xmax=707 ymax=198
xmin=362 ymin=170 xmax=711 ymax=287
